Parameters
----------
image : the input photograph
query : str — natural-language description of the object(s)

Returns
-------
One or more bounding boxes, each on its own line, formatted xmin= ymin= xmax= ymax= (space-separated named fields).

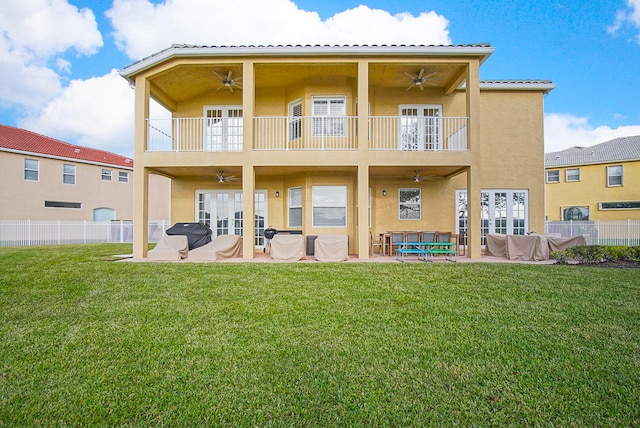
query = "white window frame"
xmin=399 ymin=188 xmax=422 ymax=220
xmin=607 ymin=165 xmax=623 ymax=187
xmin=312 ymin=96 xmax=346 ymax=137
xmin=203 ymin=105 xmax=243 ymax=152
xmin=546 ymin=170 xmax=560 ymax=183
xmin=399 ymin=104 xmax=443 ymax=151
xmin=288 ymin=186 xmax=303 ymax=228
xmin=24 ymin=158 xmax=39 ymax=181
xmin=63 ymin=164 xmax=76 ymax=185
xmin=118 ymin=171 xmax=129 ymax=183
xmin=565 ymin=168 xmax=580 ymax=182
xmin=312 ymin=185 xmax=347 ymax=228
xmin=102 ymin=169 xmax=112 ymax=181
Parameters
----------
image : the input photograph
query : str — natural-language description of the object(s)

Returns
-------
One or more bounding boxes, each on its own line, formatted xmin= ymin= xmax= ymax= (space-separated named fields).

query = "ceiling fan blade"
xmin=418 ymin=68 xmax=425 ymax=78
xmin=419 ymin=84 xmax=424 ymax=91
xmin=406 ymin=83 xmax=416 ymax=91
xmin=226 ymin=71 xmax=232 ymax=80
xmin=212 ymin=70 xmax=224 ymax=79
xmin=228 ymin=86 xmax=234 ymax=93
xmin=404 ymin=71 xmax=416 ymax=79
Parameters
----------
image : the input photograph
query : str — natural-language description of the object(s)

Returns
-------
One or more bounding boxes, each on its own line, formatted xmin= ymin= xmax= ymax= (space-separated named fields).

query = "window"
xmin=312 ymin=186 xmax=347 ymax=227
xmin=101 ymin=169 xmax=112 ymax=181
xmin=566 ymin=168 xmax=580 ymax=182
xmin=545 ymin=170 xmax=559 ymax=183
xmin=599 ymin=201 xmax=640 ymax=210
xmin=607 ymin=165 xmax=623 ymax=186
xmin=288 ymin=187 xmax=302 ymax=227
xmin=399 ymin=188 xmax=421 ymax=220
xmin=45 ymin=200 xmax=81 ymax=209
xmin=288 ymin=99 xmax=302 ymax=141
xmin=204 ymin=106 xmax=243 ymax=151
xmin=63 ymin=164 xmax=75 ymax=184
xmin=562 ymin=206 xmax=589 ymax=221
xmin=312 ymin=96 xmax=346 ymax=137
xmin=24 ymin=159 xmax=39 ymax=181
xmin=399 ymin=105 xmax=442 ymax=151
xmin=119 ymin=171 xmax=129 ymax=183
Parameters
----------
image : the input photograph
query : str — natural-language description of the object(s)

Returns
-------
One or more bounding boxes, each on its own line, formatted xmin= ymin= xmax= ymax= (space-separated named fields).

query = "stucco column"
xmin=241 ymin=60 xmax=255 ymax=259
xmin=132 ymin=76 xmax=150 ymax=258
xmin=466 ymin=60 xmax=482 ymax=258
xmin=357 ymin=60 xmax=370 ymax=259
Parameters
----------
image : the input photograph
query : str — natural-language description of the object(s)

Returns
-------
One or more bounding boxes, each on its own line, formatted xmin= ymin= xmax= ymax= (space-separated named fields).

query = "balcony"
xmin=146 ymin=116 xmax=468 ymax=152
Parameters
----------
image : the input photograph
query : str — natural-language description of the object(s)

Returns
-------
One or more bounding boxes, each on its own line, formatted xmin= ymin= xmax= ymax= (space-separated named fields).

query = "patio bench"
xmin=395 ymin=247 xmax=430 ymax=262
xmin=427 ymin=247 xmax=458 ymax=262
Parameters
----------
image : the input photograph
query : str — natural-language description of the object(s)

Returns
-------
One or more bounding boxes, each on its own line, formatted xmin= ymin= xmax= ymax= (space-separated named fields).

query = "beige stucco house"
xmin=119 ymin=44 xmax=554 ymax=259
xmin=545 ymin=135 xmax=640 ymax=221
xmin=0 ymin=124 xmax=170 ymax=221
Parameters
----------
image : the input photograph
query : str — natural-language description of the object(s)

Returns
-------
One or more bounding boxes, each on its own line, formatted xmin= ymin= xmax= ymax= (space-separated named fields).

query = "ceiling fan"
xmin=216 ymin=170 xmax=240 ymax=183
xmin=404 ymin=69 xmax=438 ymax=91
xmin=213 ymin=70 xmax=242 ymax=92
xmin=409 ymin=170 xmax=441 ymax=182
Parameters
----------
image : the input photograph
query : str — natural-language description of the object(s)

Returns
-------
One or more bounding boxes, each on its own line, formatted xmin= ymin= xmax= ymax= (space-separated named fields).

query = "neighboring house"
xmin=0 ymin=124 xmax=170 ymax=221
xmin=545 ymin=135 xmax=640 ymax=221
xmin=119 ymin=44 xmax=554 ymax=259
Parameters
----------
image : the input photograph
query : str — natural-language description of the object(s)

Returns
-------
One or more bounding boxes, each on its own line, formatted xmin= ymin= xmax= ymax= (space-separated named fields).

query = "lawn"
xmin=1 ymin=244 xmax=639 ymax=426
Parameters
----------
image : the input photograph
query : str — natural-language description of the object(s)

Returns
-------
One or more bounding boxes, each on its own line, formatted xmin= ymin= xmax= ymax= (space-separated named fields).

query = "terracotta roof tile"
xmin=0 ymin=125 xmax=133 ymax=168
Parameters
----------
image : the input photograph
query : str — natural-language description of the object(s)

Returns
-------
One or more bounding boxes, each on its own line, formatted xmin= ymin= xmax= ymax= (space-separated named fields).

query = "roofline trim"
xmin=119 ymin=44 xmax=496 ymax=81
xmin=0 ymin=147 xmax=134 ymax=170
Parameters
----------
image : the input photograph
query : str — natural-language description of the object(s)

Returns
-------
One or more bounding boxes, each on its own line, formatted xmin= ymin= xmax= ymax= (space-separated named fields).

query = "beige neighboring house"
xmin=119 ymin=43 xmax=554 ymax=259
xmin=0 ymin=124 xmax=170 ymax=221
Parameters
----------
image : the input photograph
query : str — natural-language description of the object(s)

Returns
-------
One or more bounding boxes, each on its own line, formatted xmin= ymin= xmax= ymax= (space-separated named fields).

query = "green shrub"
xmin=551 ymin=245 xmax=640 ymax=264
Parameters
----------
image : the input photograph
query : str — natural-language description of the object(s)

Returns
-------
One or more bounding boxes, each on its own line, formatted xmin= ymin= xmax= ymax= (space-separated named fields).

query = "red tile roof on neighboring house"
xmin=0 ymin=124 xmax=133 ymax=169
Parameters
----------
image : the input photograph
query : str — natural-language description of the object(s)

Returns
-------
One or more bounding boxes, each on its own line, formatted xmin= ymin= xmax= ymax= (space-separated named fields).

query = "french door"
xmin=399 ymin=104 xmax=442 ymax=151
xmin=457 ymin=189 xmax=528 ymax=245
xmin=196 ymin=190 xmax=267 ymax=248
xmin=204 ymin=106 xmax=243 ymax=151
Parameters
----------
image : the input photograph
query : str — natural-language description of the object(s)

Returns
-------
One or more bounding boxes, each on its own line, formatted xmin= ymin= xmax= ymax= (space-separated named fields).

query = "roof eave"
xmin=119 ymin=44 xmax=496 ymax=82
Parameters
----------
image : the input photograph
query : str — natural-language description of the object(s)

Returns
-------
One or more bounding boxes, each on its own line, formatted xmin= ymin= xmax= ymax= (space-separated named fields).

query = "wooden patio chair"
xmin=370 ymin=231 xmax=383 ymax=255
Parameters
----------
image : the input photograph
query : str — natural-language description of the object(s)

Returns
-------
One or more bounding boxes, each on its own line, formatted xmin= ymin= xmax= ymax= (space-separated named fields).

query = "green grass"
xmin=1 ymin=244 xmax=639 ymax=426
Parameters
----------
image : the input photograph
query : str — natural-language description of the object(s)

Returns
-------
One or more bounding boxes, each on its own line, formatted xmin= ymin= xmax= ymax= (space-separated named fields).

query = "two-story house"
xmin=119 ymin=44 xmax=554 ymax=259
xmin=545 ymin=135 xmax=640 ymax=221
xmin=0 ymin=124 xmax=170 ymax=221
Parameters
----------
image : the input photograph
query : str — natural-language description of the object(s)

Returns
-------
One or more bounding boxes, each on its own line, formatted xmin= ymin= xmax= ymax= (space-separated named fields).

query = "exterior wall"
xmin=545 ymin=160 xmax=640 ymax=221
xmin=0 ymin=150 xmax=171 ymax=221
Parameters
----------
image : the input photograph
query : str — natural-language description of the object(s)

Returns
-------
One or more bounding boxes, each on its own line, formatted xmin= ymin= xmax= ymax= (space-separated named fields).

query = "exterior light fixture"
xmin=275 ymin=191 xmax=280 ymax=197
xmin=382 ymin=190 xmax=387 ymax=196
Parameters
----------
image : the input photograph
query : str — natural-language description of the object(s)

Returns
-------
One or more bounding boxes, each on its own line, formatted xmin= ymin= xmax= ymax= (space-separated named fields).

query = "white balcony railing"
xmin=368 ymin=116 xmax=468 ymax=151
xmin=253 ymin=116 xmax=358 ymax=151
xmin=146 ymin=116 xmax=468 ymax=152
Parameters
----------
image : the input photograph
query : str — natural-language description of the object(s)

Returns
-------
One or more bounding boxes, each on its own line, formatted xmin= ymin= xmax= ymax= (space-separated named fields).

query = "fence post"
xmin=628 ymin=219 xmax=631 ymax=247
xmin=57 ymin=220 xmax=61 ymax=245
xmin=28 ymin=219 xmax=31 ymax=247
xmin=120 ymin=220 xmax=124 ymax=243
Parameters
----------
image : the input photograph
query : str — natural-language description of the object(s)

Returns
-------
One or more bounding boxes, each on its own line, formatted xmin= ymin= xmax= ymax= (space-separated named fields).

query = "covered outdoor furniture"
xmin=548 ymin=234 xmax=591 ymax=251
xmin=505 ymin=234 xmax=550 ymax=261
xmin=188 ymin=235 xmax=243 ymax=261
xmin=147 ymin=235 xmax=189 ymax=261
xmin=270 ymin=234 xmax=305 ymax=261
xmin=485 ymin=233 xmax=507 ymax=257
xmin=165 ymin=222 xmax=212 ymax=250
xmin=315 ymin=234 xmax=349 ymax=262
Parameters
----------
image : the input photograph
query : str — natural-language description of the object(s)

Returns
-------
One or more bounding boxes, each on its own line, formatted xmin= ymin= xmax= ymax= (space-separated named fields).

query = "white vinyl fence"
xmin=0 ymin=220 xmax=170 ymax=247
xmin=545 ymin=220 xmax=640 ymax=246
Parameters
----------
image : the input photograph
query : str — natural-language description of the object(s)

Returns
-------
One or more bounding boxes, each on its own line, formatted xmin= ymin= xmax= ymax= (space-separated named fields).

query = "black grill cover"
xmin=166 ymin=222 xmax=212 ymax=250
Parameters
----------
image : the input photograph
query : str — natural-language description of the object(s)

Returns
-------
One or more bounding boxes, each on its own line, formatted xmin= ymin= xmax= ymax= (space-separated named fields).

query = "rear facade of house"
xmin=120 ymin=44 xmax=554 ymax=259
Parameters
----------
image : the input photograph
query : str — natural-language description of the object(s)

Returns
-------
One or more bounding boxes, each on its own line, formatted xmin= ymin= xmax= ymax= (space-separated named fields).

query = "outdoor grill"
xmin=263 ymin=227 xmax=277 ymax=252
xmin=165 ymin=222 xmax=212 ymax=250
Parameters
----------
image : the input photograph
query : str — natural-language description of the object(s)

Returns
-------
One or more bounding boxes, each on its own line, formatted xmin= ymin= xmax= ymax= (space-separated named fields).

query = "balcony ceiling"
xmin=148 ymin=62 xmax=466 ymax=104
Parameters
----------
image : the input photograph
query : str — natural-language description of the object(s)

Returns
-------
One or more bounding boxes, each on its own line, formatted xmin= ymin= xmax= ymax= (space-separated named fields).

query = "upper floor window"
xmin=288 ymin=186 xmax=302 ymax=227
xmin=119 ymin=171 xmax=129 ymax=183
xmin=399 ymin=105 xmax=442 ymax=151
xmin=566 ymin=168 xmax=580 ymax=182
xmin=312 ymin=185 xmax=347 ymax=227
xmin=102 ymin=169 xmax=112 ymax=181
xmin=24 ymin=158 xmax=39 ymax=181
xmin=63 ymin=164 xmax=75 ymax=184
xmin=607 ymin=165 xmax=623 ymax=186
xmin=312 ymin=96 xmax=346 ymax=137
xmin=546 ymin=170 xmax=559 ymax=183
xmin=399 ymin=188 xmax=421 ymax=220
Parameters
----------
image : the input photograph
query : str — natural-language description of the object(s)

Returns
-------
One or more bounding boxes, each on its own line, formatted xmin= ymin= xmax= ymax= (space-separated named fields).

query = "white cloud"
xmin=0 ymin=0 xmax=102 ymax=110
xmin=107 ymin=0 xmax=451 ymax=60
xmin=19 ymin=71 xmax=136 ymax=158
xmin=608 ymin=0 xmax=640 ymax=43
xmin=544 ymin=113 xmax=640 ymax=153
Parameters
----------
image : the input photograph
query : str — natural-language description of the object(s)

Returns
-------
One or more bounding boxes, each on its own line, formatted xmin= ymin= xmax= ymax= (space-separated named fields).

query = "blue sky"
xmin=1 ymin=0 xmax=639 ymax=157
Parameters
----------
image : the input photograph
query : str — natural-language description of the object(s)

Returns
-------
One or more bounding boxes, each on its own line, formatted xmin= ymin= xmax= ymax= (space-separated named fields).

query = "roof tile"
xmin=545 ymin=135 xmax=640 ymax=167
